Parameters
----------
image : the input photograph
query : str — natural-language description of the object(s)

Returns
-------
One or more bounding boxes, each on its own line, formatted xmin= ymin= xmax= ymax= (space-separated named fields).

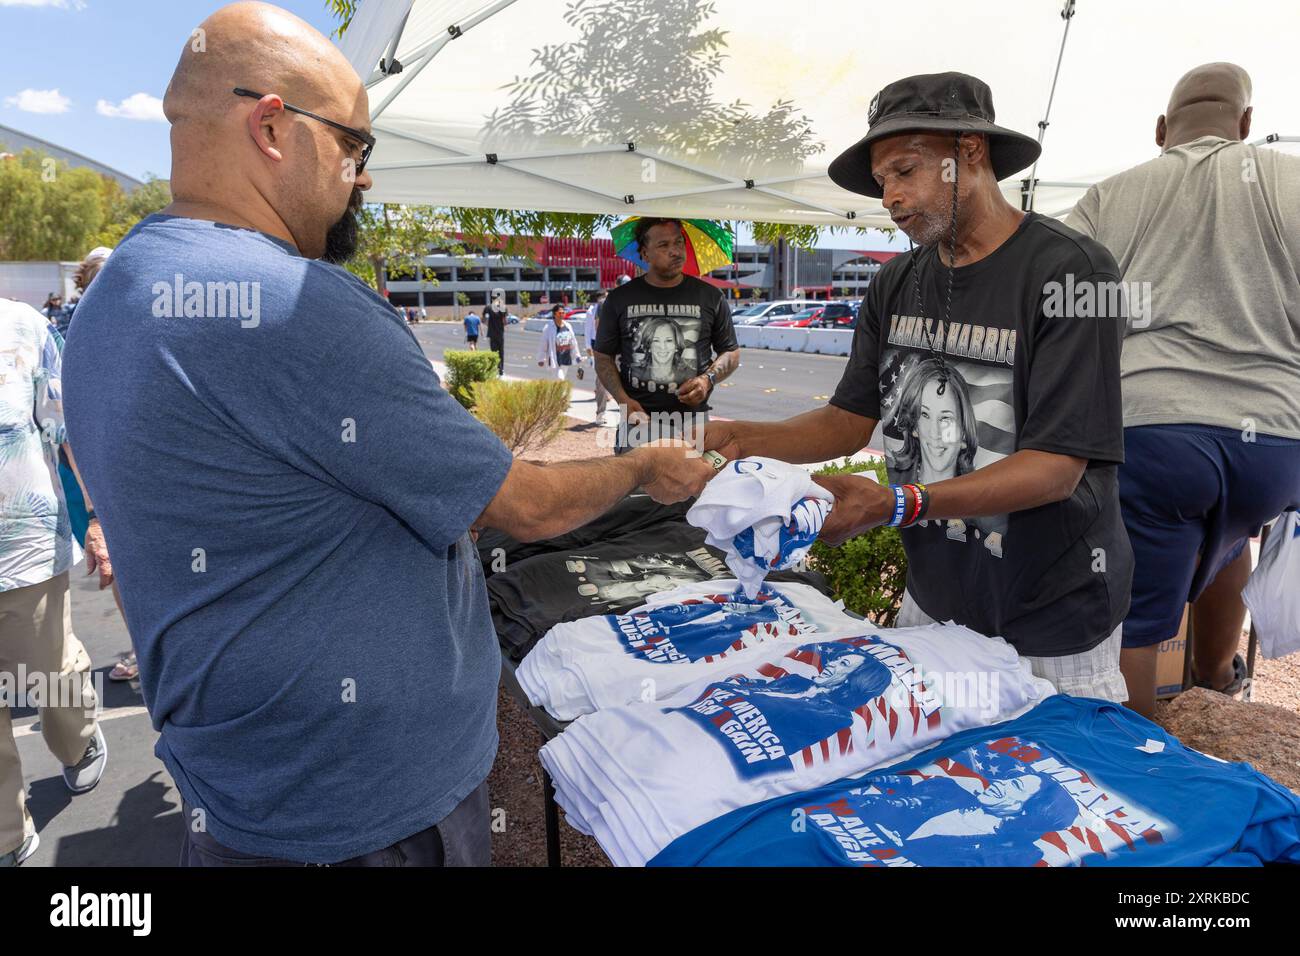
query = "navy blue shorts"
xmin=1119 ymin=424 xmax=1300 ymax=648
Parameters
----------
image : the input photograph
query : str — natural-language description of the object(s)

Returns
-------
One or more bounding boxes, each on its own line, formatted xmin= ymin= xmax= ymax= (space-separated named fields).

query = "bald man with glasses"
xmin=61 ymin=1 xmax=713 ymax=867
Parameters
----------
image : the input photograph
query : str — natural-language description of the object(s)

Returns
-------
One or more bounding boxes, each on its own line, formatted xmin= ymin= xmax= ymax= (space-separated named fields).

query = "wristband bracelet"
xmin=899 ymin=481 xmax=930 ymax=528
xmin=909 ymin=486 xmax=930 ymax=522
xmin=901 ymin=484 xmax=923 ymax=527
xmin=888 ymin=484 xmax=907 ymax=527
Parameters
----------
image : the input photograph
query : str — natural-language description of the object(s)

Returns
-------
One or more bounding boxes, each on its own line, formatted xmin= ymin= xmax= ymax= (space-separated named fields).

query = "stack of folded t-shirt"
xmin=517 ymin=579 xmax=862 ymax=721
xmin=540 ymin=623 xmax=1054 ymax=866
xmin=650 ymin=694 xmax=1300 ymax=867
xmin=488 ymin=519 xmax=831 ymax=662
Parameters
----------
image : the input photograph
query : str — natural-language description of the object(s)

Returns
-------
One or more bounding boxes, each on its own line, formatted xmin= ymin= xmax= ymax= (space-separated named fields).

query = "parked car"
xmin=767 ymin=307 xmax=826 ymax=329
xmin=811 ymin=302 xmax=857 ymax=329
xmin=734 ymin=299 xmax=813 ymax=326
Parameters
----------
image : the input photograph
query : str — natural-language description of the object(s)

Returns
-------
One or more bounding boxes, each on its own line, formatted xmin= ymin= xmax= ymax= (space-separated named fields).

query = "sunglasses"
xmin=233 ymin=88 xmax=375 ymax=174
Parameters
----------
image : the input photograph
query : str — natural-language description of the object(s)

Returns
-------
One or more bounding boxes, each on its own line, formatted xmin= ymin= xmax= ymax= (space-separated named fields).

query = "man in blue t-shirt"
xmin=62 ymin=4 xmax=714 ymax=867
xmin=463 ymin=309 xmax=481 ymax=349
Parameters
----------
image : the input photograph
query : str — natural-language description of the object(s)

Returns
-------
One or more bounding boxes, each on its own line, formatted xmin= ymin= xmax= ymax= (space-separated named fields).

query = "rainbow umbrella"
xmin=610 ymin=217 xmax=735 ymax=276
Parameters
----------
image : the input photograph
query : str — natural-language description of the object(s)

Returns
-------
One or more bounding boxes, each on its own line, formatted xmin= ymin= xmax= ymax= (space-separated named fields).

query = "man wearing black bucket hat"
xmin=705 ymin=72 xmax=1134 ymax=701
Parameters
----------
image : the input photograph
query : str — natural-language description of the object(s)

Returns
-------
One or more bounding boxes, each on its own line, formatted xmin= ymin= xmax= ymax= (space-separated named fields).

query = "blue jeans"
xmin=178 ymin=780 xmax=491 ymax=867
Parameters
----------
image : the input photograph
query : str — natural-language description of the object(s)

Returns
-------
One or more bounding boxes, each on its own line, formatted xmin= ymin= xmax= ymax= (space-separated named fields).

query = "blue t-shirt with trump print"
xmin=63 ymin=215 xmax=513 ymax=863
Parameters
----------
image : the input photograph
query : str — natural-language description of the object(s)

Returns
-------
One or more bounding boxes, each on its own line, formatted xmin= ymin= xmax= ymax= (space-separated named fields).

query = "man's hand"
xmin=810 ymin=473 xmax=894 ymax=546
xmin=629 ymin=440 xmax=717 ymax=504
xmin=676 ymin=374 xmax=710 ymax=407
xmin=702 ymin=420 xmax=745 ymax=463
xmin=83 ymin=518 xmax=114 ymax=589
xmin=622 ymin=397 xmax=648 ymax=427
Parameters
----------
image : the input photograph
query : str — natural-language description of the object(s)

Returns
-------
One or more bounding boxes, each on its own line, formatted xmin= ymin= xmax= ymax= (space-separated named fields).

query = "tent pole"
xmin=370 ymin=0 xmax=524 ymax=121
xmin=1025 ymin=0 xmax=1078 ymax=212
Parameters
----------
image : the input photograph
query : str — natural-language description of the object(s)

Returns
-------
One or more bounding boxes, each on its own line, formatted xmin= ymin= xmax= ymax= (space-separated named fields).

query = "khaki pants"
xmin=0 ymin=572 xmax=98 ymax=855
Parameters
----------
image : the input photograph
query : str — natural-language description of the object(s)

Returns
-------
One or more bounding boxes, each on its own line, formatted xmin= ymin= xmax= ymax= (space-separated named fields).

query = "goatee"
xmin=321 ymin=188 xmax=364 ymax=264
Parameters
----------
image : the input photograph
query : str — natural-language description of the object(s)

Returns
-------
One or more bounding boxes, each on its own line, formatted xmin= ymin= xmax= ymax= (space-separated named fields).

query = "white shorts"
xmin=896 ymin=591 xmax=1128 ymax=703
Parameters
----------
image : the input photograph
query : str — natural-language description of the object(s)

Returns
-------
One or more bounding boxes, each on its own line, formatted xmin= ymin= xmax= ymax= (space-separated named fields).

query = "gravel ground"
xmin=487 ymin=418 xmax=1300 ymax=865
xmin=488 ymin=418 xmax=612 ymax=867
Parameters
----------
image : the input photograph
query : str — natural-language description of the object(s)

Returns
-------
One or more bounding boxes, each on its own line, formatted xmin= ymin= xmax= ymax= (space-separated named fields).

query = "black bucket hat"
xmin=829 ymin=72 xmax=1041 ymax=199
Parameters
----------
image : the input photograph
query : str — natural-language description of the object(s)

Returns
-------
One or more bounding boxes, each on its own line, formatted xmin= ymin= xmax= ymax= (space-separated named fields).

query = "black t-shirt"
xmin=489 ymin=520 xmax=830 ymax=660
xmin=475 ymin=494 xmax=694 ymax=577
xmin=594 ymin=275 xmax=739 ymax=414
xmin=830 ymin=212 xmax=1132 ymax=657
xmin=484 ymin=305 xmax=507 ymax=339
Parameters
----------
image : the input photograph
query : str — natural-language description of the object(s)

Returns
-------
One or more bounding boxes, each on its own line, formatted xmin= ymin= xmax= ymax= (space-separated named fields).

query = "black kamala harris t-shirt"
xmin=594 ymin=275 xmax=739 ymax=415
xmin=830 ymin=212 xmax=1133 ymax=657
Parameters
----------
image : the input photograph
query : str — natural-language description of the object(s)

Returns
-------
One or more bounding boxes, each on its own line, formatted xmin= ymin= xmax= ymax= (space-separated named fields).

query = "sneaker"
xmin=62 ymin=725 xmax=107 ymax=794
xmin=0 ymin=832 xmax=39 ymax=867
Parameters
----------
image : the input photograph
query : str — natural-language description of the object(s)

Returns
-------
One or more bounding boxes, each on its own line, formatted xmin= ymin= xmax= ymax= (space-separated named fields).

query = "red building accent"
xmin=464 ymin=233 xmax=641 ymax=289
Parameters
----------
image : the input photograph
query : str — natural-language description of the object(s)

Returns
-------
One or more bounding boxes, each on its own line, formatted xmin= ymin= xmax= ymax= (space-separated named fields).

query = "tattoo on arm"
xmin=594 ymin=352 xmax=632 ymax=405
xmin=705 ymin=349 xmax=740 ymax=384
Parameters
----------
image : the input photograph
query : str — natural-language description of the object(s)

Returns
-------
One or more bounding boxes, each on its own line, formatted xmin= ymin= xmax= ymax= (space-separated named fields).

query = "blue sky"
xmin=0 ymin=0 xmax=340 ymax=182
xmin=0 ymin=0 xmax=898 ymax=249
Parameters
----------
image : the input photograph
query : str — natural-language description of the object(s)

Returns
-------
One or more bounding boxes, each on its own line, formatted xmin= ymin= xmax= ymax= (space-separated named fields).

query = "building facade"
xmin=383 ymin=236 xmax=898 ymax=308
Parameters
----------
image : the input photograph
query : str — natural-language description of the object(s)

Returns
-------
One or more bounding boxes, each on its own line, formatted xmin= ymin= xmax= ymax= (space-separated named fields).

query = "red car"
xmin=766 ymin=307 xmax=825 ymax=328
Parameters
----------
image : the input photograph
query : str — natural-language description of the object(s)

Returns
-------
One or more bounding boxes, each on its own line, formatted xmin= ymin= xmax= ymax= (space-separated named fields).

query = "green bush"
xmin=472 ymin=378 xmax=572 ymax=455
xmin=808 ymin=457 xmax=909 ymax=626
xmin=443 ymin=349 xmax=501 ymax=408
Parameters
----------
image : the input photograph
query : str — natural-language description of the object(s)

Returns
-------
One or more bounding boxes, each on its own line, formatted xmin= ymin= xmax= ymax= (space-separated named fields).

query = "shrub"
xmin=443 ymin=349 xmax=500 ymax=408
xmin=808 ymin=457 xmax=908 ymax=626
xmin=473 ymin=378 xmax=572 ymax=455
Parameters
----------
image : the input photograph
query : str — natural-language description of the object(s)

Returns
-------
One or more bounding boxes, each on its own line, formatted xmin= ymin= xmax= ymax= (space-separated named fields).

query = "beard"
xmin=321 ymin=188 xmax=364 ymax=264
xmin=900 ymin=208 xmax=955 ymax=247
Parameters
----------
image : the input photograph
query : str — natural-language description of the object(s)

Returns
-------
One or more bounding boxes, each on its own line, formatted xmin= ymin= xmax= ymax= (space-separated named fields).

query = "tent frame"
xmin=361 ymin=0 xmax=876 ymax=223
xmin=357 ymin=1 xmax=1299 ymax=226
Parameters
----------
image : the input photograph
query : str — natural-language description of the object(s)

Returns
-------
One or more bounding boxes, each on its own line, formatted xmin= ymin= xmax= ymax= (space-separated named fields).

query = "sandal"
xmin=109 ymin=653 xmax=138 ymax=682
xmin=1193 ymin=653 xmax=1245 ymax=697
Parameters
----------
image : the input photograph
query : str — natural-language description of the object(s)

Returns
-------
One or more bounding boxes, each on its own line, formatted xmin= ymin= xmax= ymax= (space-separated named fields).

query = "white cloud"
xmin=3 ymin=88 xmax=72 ymax=114
xmin=0 ymin=1 xmax=88 ymax=8
xmin=96 ymin=92 xmax=165 ymax=122
xmin=0 ymin=1 xmax=87 ymax=9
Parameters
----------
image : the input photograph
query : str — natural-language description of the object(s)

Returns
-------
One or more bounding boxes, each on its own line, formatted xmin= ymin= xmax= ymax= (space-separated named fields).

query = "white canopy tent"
xmin=339 ymin=0 xmax=1299 ymax=228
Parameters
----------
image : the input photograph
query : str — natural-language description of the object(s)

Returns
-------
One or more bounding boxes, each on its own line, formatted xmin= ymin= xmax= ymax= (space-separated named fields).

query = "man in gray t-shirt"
xmin=1066 ymin=62 xmax=1300 ymax=717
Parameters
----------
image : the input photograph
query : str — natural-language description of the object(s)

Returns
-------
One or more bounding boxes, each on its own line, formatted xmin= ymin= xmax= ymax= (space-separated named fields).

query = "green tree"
xmin=348 ymin=202 xmax=455 ymax=293
xmin=0 ymin=154 xmax=44 ymax=259
xmin=93 ymin=176 xmax=172 ymax=249
xmin=0 ymin=150 xmax=103 ymax=260
xmin=0 ymin=145 xmax=171 ymax=260
xmin=325 ymin=0 xmax=358 ymax=37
